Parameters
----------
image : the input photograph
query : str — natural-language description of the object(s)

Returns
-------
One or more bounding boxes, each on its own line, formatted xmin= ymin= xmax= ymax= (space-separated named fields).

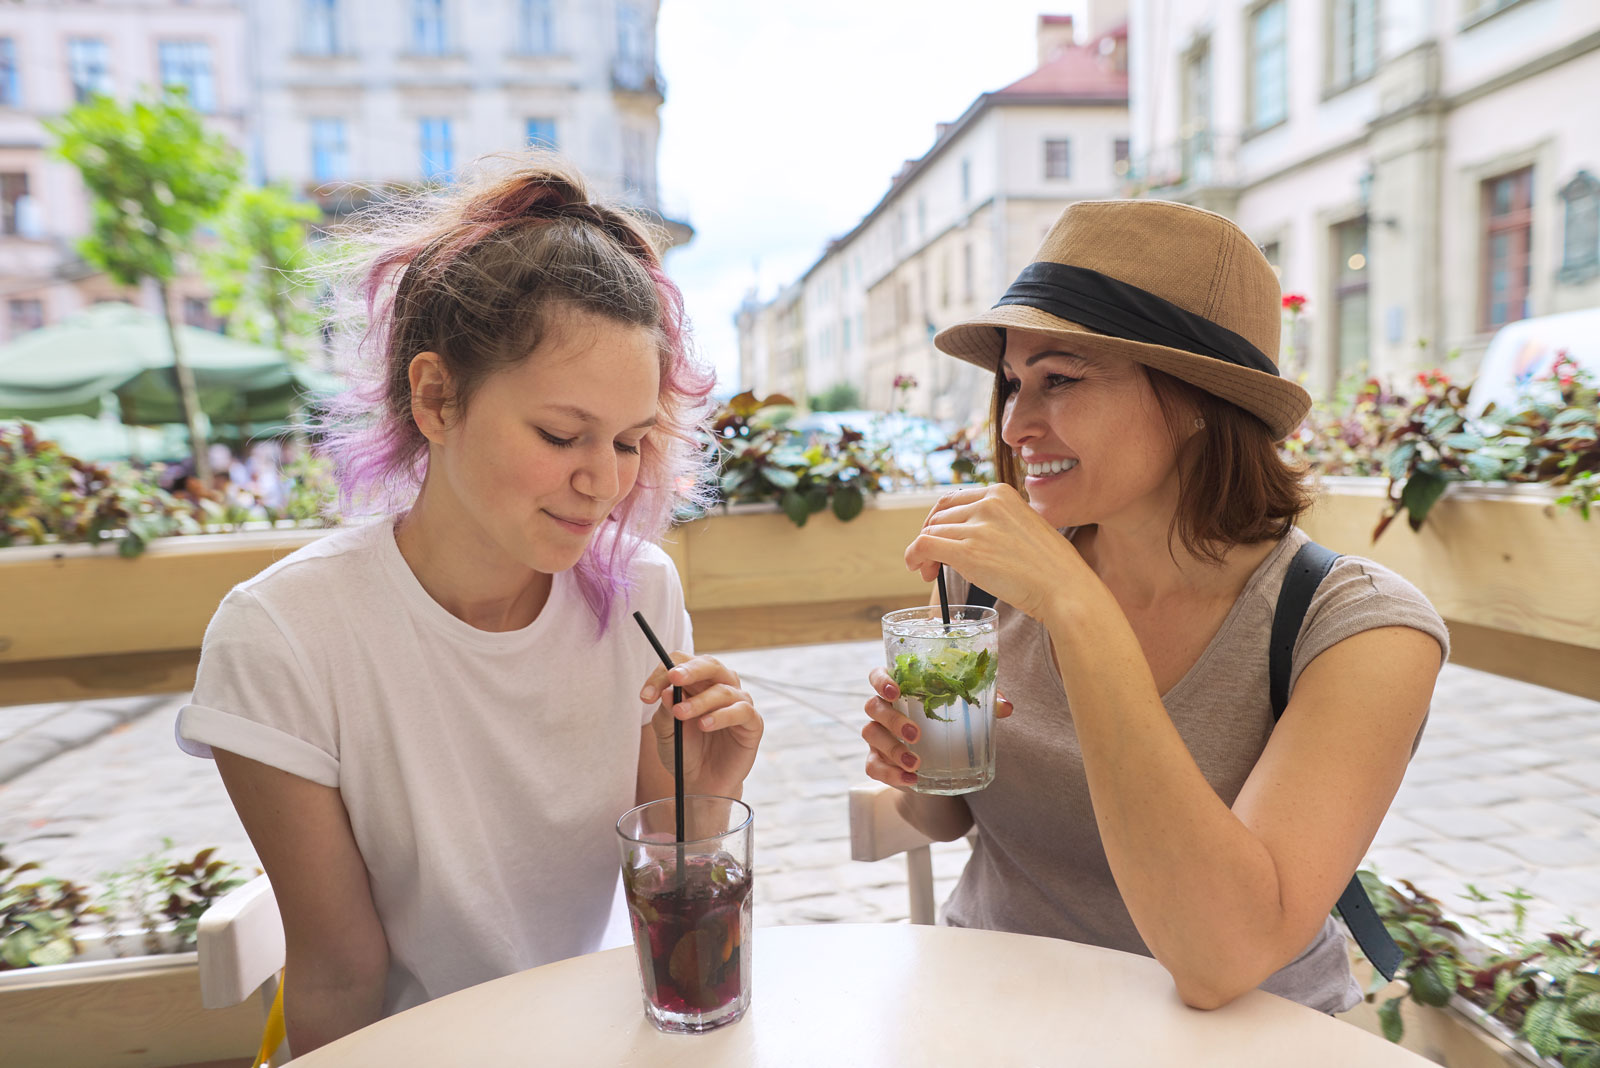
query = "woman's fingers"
xmin=868 ymin=666 xmax=900 ymax=702
xmin=865 ymin=749 xmax=919 ymax=789
xmin=863 ymin=692 xmax=919 ymax=744
xmin=669 ymin=682 xmax=745 ymax=720
xmin=996 ymin=690 xmax=1014 ymax=719
xmin=641 ymin=653 xmax=734 ymax=704
xmin=861 ymin=720 xmax=918 ymax=770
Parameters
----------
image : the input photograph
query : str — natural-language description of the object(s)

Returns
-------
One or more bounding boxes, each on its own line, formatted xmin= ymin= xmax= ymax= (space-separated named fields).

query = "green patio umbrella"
xmin=0 ymin=303 xmax=340 ymax=427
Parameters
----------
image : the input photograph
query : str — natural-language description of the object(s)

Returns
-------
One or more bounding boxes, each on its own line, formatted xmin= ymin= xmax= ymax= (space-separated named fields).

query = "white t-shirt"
xmin=176 ymin=517 xmax=691 ymax=1016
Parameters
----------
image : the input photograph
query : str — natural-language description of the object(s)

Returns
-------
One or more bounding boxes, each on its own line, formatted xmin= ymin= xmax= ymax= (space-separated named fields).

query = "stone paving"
xmin=0 ymin=643 xmax=1596 ymax=948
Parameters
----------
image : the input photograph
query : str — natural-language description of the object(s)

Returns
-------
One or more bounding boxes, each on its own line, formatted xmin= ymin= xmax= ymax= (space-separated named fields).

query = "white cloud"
xmin=657 ymin=1 xmax=1089 ymax=392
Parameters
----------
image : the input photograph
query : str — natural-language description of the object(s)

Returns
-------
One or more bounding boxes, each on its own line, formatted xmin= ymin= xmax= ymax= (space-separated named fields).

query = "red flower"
xmin=1281 ymin=294 xmax=1308 ymax=313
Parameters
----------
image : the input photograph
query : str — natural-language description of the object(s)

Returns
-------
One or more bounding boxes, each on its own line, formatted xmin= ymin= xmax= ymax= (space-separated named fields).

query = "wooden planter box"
xmin=7 ymin=480 xmax=1593 ymax=703
xmin=1299 ymin=478 xmax=1600 ymax=701
xmin=0 ymin=494 xmax=942 ymax=704
xmin=0 ymin=933 xmax=261 ymax=1068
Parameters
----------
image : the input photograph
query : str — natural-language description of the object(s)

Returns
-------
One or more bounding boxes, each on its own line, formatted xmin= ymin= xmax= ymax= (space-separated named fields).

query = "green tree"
xmin=201 ymin=183 xmax=324 ymax=364
xmin=47 ymin=92 xmax=242 ymax=484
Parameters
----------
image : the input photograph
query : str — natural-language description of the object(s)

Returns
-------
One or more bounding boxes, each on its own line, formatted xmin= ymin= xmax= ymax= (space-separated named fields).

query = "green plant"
xmin=97 ymin=840 xmax=254 ymax=955
xmin=809 ymin=381 xmax=862 ymax=412
xmin=0 ymin=849 xmax=93 ymax=969
xmin=707 ymin=391 xmax=895 ymax=527
xmin=0 ymin=423 xmax=202 ymax=556
xmin=47 ymin=90 xmax=243 ymax=484
xmin=201 ymin=182 xmax=327 ymax=363
xmin=937 ymin=420 xmax=995 ymax=485
xmin=1286 ymin=355 xmax=1600 ymax=540
xmin=1361 ymin=872 xmax=1600 ymax=1067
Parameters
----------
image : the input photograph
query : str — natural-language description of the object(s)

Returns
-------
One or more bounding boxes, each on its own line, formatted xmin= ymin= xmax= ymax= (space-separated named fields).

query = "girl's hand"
xmin=861 ymin=666 xmax=1013 ymax=790
xmin=904 ymin=483 xmax=1088 ymax=624
xmin=640 ymin=654 xmax=763 ymax=797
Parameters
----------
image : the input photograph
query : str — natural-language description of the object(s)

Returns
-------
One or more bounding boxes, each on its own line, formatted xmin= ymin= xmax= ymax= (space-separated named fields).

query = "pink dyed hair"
xmin=317 ymin=154 xmax=715 ymax=634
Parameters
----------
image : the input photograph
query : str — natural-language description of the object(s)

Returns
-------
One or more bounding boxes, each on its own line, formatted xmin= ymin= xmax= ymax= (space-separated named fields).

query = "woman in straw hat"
xmin=860 ymin=200 xmax=1447 ymax=1013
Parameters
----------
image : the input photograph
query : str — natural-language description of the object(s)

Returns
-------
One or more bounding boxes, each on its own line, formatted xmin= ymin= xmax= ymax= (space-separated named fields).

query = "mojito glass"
xmin=616 ymin=795 xmax=754 ymax=1034
xmin=882 ymin=605 xmax=1000 ymax=795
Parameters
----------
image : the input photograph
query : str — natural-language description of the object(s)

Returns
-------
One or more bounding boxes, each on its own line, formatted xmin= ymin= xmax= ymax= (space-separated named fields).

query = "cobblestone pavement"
xmin=1 ymin=644 xmax=1595 ymax=947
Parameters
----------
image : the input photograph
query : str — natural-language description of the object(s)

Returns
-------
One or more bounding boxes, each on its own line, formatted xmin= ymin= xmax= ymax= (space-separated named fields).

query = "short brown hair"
xmin=988 ymin=359 xmax=1312 ymax=563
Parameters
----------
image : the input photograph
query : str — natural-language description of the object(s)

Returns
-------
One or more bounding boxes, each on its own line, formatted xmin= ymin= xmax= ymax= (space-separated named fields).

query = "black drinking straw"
xmin=935 ymin=565 xmax=952 ymax=628
xmin=632 ymin=611 xmax=686 ymax=864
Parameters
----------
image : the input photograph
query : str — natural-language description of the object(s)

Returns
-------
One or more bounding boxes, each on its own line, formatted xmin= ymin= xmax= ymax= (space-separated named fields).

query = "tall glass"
xmin=615 ymin=796 xmax=754 ymax=1034
xmin=882 ymin=605 xmax=1000 ymax=795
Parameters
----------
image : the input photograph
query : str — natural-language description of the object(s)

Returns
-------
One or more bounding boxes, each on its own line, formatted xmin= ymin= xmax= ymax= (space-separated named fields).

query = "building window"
xmin=8 ymin=298 xmax=43 ymax=335
xmin=962 ymin=243 xmax=974 ymax=301
xmin=159 ymin=41 xmax=215 ymax=112
xmin=1558 ymin=170 xmax=1599 ymax=284
xmin=184 ymin=296 xmax=225 ymax=333
xmin=1329 ymin=0 xmax=1377 ymax=89
xmin=1332 ymin=218 xmax=1369 ymax=386
xmin=68 ymin=39 xmax=112 ymax=102
xmin=917 ymin=197 xmax=926 ymax=238
xmin=1044 ymin=139 xmax=1071 ymax=179
xmin=1259 ymin=239 xmax=1282 ymax=279
xmin=0 ymin=38 xmax=18 ymax=107
xmin=419 ymin=117 xmax=453 ymax=181
xmin=1181 ymin=38 xmax=1212 ymax=179
xmin=412 ymin=0 xmax=447 ymax=55
xmin=1 ymin=173 xmax=28 ymax=236
xmin=303 ymin=0 xmax=340 ymax=55
xmin=961 ymin=158 xmax=971 ymax=202
xmin=519 ymin=0 xmax=554 ymax=54
xmin=621 ymin=127 xmax=652 ymax=204
xmin=842 ymin=316 xmax=852 ymax=353
xmin=1248 ymin=0 xmax=1288 ymax=132
xmin=1482 ymin=167 xmax=1533 ymax=331
xmin=1113 ymin=138 xmax=1131 ymax=178
xmin=310 ymin=118 xmax=349 ymax=183
xmin=525 ymin=117 xmax=558 ymax=150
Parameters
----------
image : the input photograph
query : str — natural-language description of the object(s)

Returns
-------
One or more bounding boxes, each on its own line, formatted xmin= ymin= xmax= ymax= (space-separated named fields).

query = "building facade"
xmin=740 ymin=12 xmax=1130 ymax=430
xmin=0 ymin=0 xmax=250 ymax=342
xmin=248 ymin=0 xmax=688 ymax=244
xmin=1127 ymin=0 xmax=1600 ymax=396
xmin=0 ymin=0 xmax=687 ymax=346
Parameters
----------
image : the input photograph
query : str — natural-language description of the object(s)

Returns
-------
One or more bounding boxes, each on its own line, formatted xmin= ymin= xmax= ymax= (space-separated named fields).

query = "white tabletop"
xmin=293 ymin=923 xmax=1430 ymax=1067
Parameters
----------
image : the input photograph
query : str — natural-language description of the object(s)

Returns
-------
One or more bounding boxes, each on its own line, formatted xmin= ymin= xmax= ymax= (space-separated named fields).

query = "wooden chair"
xmin=848 ymin=783 xmax=973 ymax=924
xmin=197 ymin=874 xmax=287 ymax=1065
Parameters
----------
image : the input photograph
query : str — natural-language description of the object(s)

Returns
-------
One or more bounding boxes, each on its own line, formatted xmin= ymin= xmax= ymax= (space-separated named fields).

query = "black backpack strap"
xmin=966 ymin=583 xmax=997 ymax=611
xmin=1271 ymin=539 xmax=1404 ymax=982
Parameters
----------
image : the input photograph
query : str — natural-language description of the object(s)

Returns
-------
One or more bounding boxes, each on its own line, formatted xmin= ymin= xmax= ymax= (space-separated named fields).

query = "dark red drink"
xmin=623 ymin=851 xmax=752 ymax=1030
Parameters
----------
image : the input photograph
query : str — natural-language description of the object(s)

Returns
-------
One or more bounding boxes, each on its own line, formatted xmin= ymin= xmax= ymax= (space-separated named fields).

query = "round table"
xmin=292 ymin=923 xmax=1431 ymax=1066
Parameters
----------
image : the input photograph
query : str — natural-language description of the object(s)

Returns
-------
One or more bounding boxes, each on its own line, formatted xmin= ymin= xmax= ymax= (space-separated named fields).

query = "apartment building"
xmin=1127 ymin=0 xmax=1600 ymax=394
xmin=741 ymin=11 xmax=1131 ymax=429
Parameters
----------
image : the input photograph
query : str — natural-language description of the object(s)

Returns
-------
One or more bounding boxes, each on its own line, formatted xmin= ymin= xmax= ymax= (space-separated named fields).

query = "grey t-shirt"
xmin=941 ymin=525 xmax=1450 ymax=1014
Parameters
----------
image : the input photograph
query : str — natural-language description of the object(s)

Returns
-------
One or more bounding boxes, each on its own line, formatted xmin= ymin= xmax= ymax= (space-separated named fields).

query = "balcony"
xmin=1126 ymin=130 xmax=1242 ymax=216
xmin=612 ymin=56 xmax=666 ymax=101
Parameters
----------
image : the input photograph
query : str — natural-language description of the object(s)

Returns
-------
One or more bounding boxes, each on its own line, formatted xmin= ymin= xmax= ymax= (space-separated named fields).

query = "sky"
xmin=656 ymin=1 xmax=1089 ymax=395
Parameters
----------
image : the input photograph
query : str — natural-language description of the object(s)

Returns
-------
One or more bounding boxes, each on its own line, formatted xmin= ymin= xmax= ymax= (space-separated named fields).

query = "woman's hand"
xmin=903 ymin=484 xmax=1088 ymax=624
xmin=640 ymin=654 xmax=763 ymax=797
xmin=861 ymin=665 xmax=1013 ymax=790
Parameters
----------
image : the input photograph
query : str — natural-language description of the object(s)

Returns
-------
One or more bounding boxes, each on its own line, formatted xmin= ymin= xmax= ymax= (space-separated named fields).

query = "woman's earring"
xmin=1193 ymin=416 xmax=1206 ymax=430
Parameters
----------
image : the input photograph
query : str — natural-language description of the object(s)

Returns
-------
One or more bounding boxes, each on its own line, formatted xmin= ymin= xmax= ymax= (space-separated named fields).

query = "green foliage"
xmin=705 ymin=391 xmax=896 ymax=528
xmin=0 ymin=424 xmax=338 ymax=555
xmin=937 ymin=421 xmax=996 ymax=485
xmin=1286 ymin=356 xmax=1600 ymax=540
xmin=889 ymin=647 xmax=996 ymax=721
xmin=96 ymin=839 xmax=254 ymax=954
xmin=45 ymin=91 xmax=241 ymax=287
xmin=1362 ymin=872 xmax=1600 ymax=1066
xmin=808 ymin=381 xmax=862 ymax=412
xmin=1 ymin=849 xmax=92 ymax=970
xmin=201 ymin=182 xmax=326 ymax=361
xmin=0 ymin=423 xmax=201 ymax=556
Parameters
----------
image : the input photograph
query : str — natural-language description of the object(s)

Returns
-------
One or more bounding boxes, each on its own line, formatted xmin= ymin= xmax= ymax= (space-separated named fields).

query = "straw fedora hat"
xmin=934 ymin=199 xmax=1311 ymax=439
